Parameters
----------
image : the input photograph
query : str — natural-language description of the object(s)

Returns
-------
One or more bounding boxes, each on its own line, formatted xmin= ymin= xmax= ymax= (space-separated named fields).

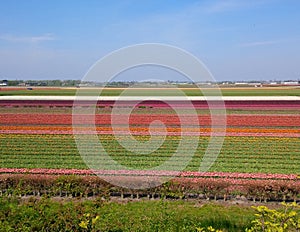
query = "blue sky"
xmin=0 ymin=0 xmax=300 ymax=81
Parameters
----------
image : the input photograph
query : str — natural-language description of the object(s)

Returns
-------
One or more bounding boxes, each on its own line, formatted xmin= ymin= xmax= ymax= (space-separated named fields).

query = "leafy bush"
xmin=198 ymin=202 xmax=300 ymax=232
xmin=246 ymin=202 xmax=300 ymax=232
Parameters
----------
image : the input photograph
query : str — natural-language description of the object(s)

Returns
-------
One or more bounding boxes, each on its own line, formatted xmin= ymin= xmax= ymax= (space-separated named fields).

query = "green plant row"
xmin=1 ymin=105 xmax=299 ymax=115
xmin=1 ymin=174 xmax=300 ymax=202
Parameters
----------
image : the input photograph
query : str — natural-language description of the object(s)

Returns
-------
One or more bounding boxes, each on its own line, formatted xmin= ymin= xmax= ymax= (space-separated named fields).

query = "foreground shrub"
xmin=246 ymin=202 xmax=300 ymax=232
xmin=202 ymin=202 xmax=300 ymax=232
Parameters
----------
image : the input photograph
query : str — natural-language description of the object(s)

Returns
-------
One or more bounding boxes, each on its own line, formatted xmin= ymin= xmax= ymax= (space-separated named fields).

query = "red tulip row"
xmin=1 ymin=113 xmax=299 ymax=127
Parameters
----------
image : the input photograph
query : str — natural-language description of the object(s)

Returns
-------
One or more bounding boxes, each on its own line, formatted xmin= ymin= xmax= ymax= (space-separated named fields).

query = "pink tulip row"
xmin=180 ymin=171 xmax=298 ymax=180
xmin=0 ymin=168 xmax=297 ymax=180
xmin=1 ymin=113 xmax=299 ymax=126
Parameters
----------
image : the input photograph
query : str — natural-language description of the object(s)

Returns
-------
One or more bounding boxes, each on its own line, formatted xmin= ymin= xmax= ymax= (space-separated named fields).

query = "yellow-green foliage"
xmin=196 ymin=226 xmax=224 ymax=232
xmin=79 ymin=213 xmax=100 ymax=231
xmin=197 ymin=202 xmax=300 ymax=232
xmin=246 ymin=202 xmax=300 ymax=232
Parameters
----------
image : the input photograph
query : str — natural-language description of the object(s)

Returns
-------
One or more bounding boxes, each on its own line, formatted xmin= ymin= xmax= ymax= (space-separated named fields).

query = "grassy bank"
xmin=0 ymin=197 xmax=254 ymax=232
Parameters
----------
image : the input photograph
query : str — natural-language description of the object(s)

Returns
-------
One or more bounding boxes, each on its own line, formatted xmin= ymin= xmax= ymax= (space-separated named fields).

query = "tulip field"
xmin=0 ymin=93 xmax=299 ymax=201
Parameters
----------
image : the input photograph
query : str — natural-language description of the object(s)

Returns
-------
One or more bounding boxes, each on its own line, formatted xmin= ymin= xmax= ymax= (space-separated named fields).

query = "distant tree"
xmin=8 ymin=80 xmax=22 ymax=86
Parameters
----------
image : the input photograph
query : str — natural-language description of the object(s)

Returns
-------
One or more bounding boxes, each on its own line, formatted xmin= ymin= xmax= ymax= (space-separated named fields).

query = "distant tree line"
xmin=5 ymin=80 xmax=81 ymax=87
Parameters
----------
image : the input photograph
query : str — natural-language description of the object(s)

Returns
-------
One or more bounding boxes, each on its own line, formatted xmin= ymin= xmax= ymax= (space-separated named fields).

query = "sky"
xmin=0 ymin=0 xmax=300 ymax=82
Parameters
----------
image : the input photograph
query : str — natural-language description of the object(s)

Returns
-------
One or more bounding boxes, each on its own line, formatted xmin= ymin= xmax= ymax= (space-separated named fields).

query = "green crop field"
xmin=1 ymin=134 xmax=299 ymax=174
xmin=0 ymin=82 xmax=299 ymax=232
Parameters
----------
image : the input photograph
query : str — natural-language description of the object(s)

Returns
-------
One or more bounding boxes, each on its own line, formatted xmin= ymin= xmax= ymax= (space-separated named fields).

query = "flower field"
xmin=0 ymin=96 xmax=299 ymax=200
